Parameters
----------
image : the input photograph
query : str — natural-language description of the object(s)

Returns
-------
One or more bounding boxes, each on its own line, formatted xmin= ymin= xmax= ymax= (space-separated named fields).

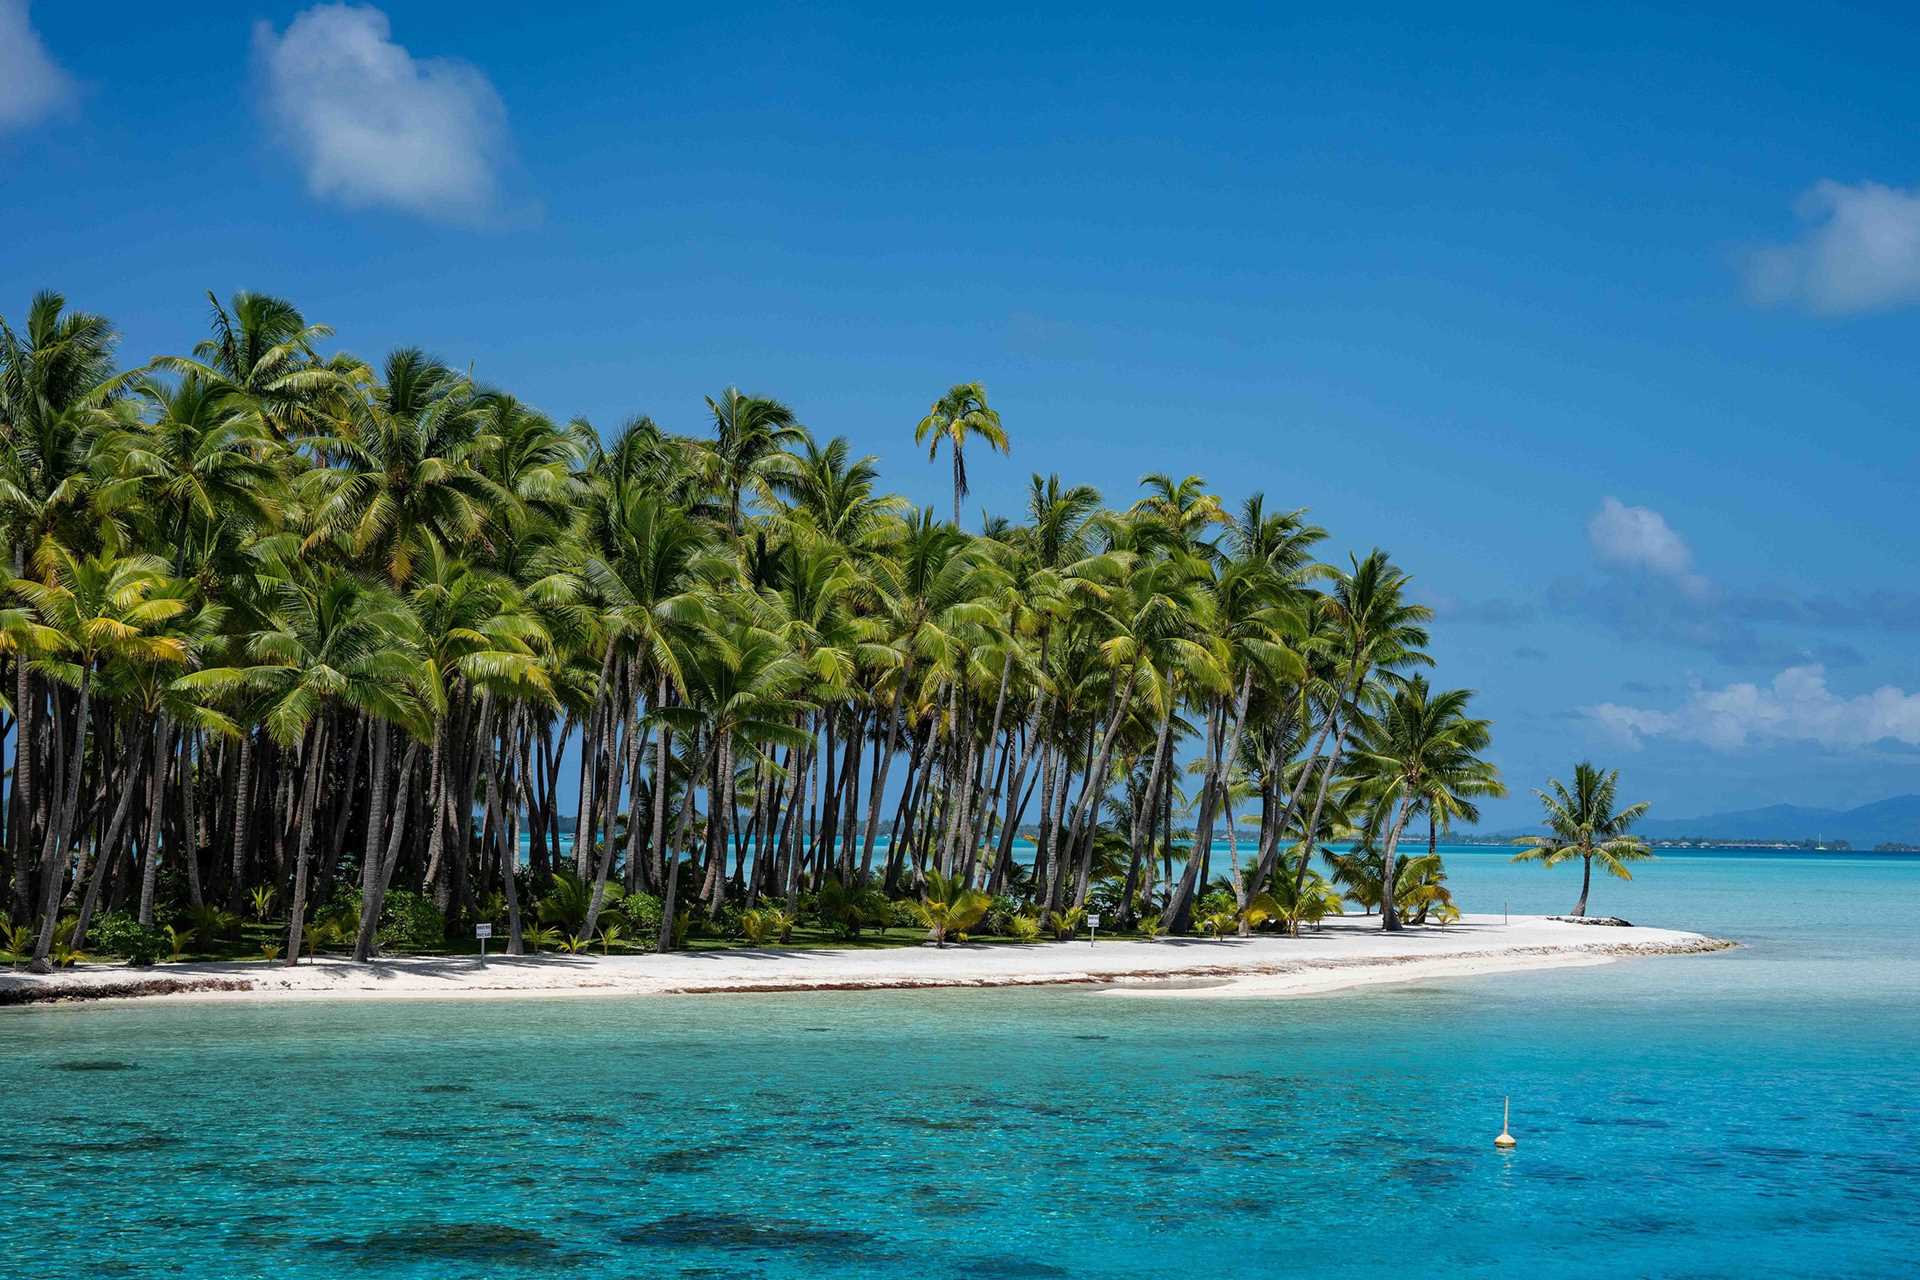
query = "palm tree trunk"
xmin=1248 ymin=691 xmax=1345 ymax=891
xmin=283 ymin=717 xmax=330 ymax=964
xmin=1378 ymin=795 xmax=1415 ymax=932
xmin=1291 ymin=715 xmax=1353 ymax=899
xmin=1167 ymin=668 xmax=1254 ymax=931
xmin=351 ymin=721 xmax=392 ymax=960
xmin=71 ymin=730 xmax=147 ymax=950
xmin=583 ymin=684 xmax=648 ymax=943
xmin=226 ymin=731 xmax=255 ymax=913
xmin=657 ymin=732 xmax=713 ymax=952
xmin=952 ymin=444 xmax=964 ymax=526
xmin=1573 ymin=855 xmax=1592 ymax=916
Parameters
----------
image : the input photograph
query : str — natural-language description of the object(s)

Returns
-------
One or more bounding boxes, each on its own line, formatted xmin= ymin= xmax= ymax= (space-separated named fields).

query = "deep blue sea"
xmin=5 ymin=848 xmax=1918 ymax=1278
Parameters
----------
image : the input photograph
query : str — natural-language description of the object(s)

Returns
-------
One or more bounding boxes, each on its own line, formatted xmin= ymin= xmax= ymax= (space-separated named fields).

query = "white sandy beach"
xmin=0 ymin=913 xmax=1731 ymax=1007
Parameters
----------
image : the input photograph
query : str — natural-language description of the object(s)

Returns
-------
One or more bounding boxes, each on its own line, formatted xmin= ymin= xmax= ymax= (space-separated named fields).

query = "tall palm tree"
xmin=16 ymin=550 xmax=188 ymax=967
xmin=915 ymin=382 xmax=1007 ymax=526
xmin=1512 ymin=762 xmax=1652 ymax=917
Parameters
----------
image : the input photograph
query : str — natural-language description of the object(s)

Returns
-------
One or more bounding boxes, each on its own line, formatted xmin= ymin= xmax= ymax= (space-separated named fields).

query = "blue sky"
xmin=3 ymin=1 xmax=1918 ymax=827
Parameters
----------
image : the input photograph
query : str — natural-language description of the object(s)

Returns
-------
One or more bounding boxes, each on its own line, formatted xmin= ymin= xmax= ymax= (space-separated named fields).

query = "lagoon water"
xmin=5 ymin=849 xmax=1918 ymax=1278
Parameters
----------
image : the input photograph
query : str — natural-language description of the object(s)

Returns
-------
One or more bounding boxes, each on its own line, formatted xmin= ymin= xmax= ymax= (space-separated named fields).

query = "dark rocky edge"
xmin=0 ymin=976 xmax=254 ymax=1007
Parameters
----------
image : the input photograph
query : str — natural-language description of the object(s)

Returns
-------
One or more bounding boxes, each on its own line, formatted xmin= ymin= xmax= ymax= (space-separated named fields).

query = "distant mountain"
xmin=1630 ymin=795 xmax=1920 ymax=847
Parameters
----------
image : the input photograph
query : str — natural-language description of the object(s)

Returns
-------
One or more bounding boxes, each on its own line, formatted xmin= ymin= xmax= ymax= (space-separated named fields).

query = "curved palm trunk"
xmin=1573 ymin=854 xmax=1592 ymax=916
xmin=226 ymin=732 xmax=255 ymax=913
xmin=1127 ymin=710 xmax=1176 ymax=913
xmin=1066 ymin=665 xmax=1139 ymax=908
xmin=1249 ymin=690 xmax=1346 ymax=892
xmin=1290 ymin=715 xmax=1353 ymax=899
xmin=1378 ymin=795 xmax=1415 ymax=932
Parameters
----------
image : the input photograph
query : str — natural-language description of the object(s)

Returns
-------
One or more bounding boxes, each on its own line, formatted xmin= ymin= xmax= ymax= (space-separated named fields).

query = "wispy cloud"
xmin=1588 ymin=665 xmax=1920 ymax=751
xmin=0 ymin=1 xmax=76 ymax=130
xmin=1588 ymin=496 xmax=1709 ymax=599
xmin=253 ymin=4 xmax=519 ymax=223
xmin=1745 ymin=180 xmax=1920 ymax=315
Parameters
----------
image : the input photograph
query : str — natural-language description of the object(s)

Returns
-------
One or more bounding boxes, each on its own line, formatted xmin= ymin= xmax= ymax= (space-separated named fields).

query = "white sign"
xmin=475 ymin=923 xmax=493 ymax=939
xmin=1088 ymin=915 xmax=1101 ymax=927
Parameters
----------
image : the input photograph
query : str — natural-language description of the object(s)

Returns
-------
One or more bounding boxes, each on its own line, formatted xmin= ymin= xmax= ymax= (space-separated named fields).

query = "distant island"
xmin=1466 ymin=794 xmax=1919 ymax=851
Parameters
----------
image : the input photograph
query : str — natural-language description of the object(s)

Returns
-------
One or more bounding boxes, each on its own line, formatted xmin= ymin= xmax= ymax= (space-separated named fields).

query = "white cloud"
xmin=253 ymin=4 xmax=514 ymax=221
xmin=1587 ymin=497 xmax=1709 ymax=598
xmin=1745 ymin=180 xmax=1920 ymax=314
xmin=1589 ymin=665 xmax=1920 ymax=752
xmin=0 ymin=1 xmax=76 ymax=129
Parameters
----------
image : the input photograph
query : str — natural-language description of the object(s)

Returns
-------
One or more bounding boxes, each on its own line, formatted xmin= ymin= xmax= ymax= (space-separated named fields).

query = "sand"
xmin=0 ymin=913 xmax=1734 ymax=1008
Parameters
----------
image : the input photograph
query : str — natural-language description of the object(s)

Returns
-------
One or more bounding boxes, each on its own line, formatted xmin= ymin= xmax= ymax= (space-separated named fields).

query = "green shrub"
xmin=1008 ymin=914 xmax=1042 ymax=942
xmin=91 ymin=912 xmax=166 ymax=965
xmin=618 ymin=891 xmax=662 ymax=936
xmin=378 ymin=890 xmax=445 ymax=950
xmin=1196 ymin=889 xmax=1238 ymax=920
xmin=982 ymin=894 xmax=1024 ymax=936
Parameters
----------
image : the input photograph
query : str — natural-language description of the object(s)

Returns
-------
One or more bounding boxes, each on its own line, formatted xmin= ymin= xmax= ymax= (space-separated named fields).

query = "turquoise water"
xmin=5 ymin=849 xmax=1918 ymax=1278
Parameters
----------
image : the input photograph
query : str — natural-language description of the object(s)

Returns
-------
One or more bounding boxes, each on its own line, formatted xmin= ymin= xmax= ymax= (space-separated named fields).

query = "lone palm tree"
xmin=915 ymin=382 xmax=1007 ymax=526
xmin=1512 ymin=762 xmax=1652 ymax=917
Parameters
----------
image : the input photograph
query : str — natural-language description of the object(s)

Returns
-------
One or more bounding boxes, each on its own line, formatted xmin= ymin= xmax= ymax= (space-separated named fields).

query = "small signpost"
xmin=1088 ymin=913 xmax=1100 ymax=945
xmin=476 ymin=922 xmax=493 ymax=962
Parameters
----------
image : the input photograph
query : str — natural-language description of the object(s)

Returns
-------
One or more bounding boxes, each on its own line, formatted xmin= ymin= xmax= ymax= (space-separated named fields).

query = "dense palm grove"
xmin=0 ymin=290 xmax=1507 ymax=974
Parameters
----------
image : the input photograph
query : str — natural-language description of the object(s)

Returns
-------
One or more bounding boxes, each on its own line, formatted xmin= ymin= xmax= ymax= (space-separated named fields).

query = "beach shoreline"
xmin=0 ymin=914 xmax=1734 ymax=1009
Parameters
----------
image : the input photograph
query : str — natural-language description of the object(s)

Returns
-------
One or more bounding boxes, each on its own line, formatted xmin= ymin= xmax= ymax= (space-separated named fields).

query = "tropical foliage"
xmin=0 ymin=288 xmax=1507 ymax=972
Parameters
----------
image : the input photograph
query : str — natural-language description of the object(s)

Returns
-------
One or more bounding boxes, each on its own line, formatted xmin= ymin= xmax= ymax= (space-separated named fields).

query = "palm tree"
xmin=914 ymin=868 xmax=991 ymax=946
xmin=1343 ymin=677 xmax=1496 ymax=931
xmin=915 ymin=382 xmax=1007 ymax=526
xmin=303 ymin=348 xmax=489 ymax=587
xmin=0 ymin=292 xmax=127 ymax=924
xmin=702 ymin=387 xmax=806 ymax=533
xmin=150 ymin=291 xmax=349 ymax=443
xmin=16 ymin=550 xmax=189 ymax=967
xmin=1512 ymin=762 xmax=1653 ymax=917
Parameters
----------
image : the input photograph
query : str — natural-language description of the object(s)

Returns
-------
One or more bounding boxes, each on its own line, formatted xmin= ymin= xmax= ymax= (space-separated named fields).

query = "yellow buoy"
xmin=1494 ymin=1096 xmax=1517 ymax=1149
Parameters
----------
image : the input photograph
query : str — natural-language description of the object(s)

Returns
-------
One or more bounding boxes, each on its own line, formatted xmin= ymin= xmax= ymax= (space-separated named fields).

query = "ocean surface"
xmin=5 ymin=848 xmax=1918 ymax=1278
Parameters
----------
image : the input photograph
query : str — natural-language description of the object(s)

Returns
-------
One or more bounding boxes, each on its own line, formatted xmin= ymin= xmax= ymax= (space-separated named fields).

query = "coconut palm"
xmin=1343 ymin=677 xmax=1496 ymax=931
xmin=1512 ymin=762 xmax=1653 ymax=917
xmin=303 ymin=348 xmax=490 ymax=587
xmin=915 ymin=382 xmax=1008 ymax=526
xmin=702 ymin=387 xmax=807 ymax=533
xmin=15 ymin=549 xmax=189 ymax=967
